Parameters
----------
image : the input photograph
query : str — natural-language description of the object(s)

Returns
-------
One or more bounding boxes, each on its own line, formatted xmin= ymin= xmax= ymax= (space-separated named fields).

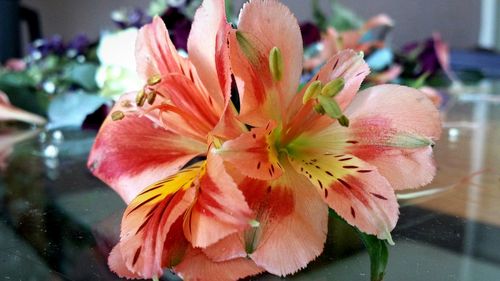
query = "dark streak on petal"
xmin=338 ymin=157 xmax=352 ymax=161
xmin=337 ymin=178 xmax=352 ymax=189
xmin=371 ymin=192 xmax=388 ymax=200
xmin=127 ymin=194 xmax=162 ymax=216
xmin=133 ymin=247 xmax=142 ymax=266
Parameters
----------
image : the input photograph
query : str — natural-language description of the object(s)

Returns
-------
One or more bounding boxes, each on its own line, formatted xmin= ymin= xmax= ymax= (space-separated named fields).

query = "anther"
xmin=111 ymin=111 xmax=125 ymax=121
xmin=147 ymin=74 xmax=162 ymax=86
xmin=321 ymin=78 xmax=344 ymax=97
xmin=317 ymin=95 xmax=342 ymax=119
xmin=303 ymin=81 xmax=322 ymax=104
xmin=147 ymin=91 xmax=157 ymax=105
xmin=338 ymin=115 xmax=350 ymax=127
xmin=269 ymin=47 xmax=284 ymax=82
xmin=136 ymin=89 xmax=146 ymax=107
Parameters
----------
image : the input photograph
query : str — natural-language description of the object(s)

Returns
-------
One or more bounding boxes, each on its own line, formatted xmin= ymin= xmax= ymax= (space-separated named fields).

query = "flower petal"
xmin=218 ymin=122 xmax=283 ymax=181
xmin=344 ymin=84 xmax=442 ymax=189
xmin=108 ymin=244 xmax=142 ymax=279
xmin=285 ymin=50 xmax=369 ymax=139
xmin=184 ymin=152 xmax=253 ymax=248
xmin=240 ymin=168 xmax=328 ymax=276
xmin=87 ymin=94 xmax=205 ymax=203
xmin=135 ymin=16 xmax=186 ymax=81
xmin=0 ymin=91 xmax=46 ymax=125
xmin=230 ymin=0 xmax=303 ymax=125
xmin=174 ymin=247 xmax=263 ymax=281
xmin=112 ymin=163 xmax=203 ymax=278
xmin=289 ymin=153 xmax=398 ymax=240
xmin=187 ymin=0 xmax=230 ymax=111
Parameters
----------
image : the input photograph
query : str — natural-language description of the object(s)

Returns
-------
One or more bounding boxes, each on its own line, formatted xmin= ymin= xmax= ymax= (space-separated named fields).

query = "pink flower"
xmin=203 ymin=0 xmax=441 ymax=276
xmin=88 ymin=0 xmax=441 ymax=279
xmin=4 ymin=58 xmax=26 ymax=72
xmin=304 ymin=14 xmax=393 ymax=71
xmin=88 ymin=1 xmax=261 ymax=279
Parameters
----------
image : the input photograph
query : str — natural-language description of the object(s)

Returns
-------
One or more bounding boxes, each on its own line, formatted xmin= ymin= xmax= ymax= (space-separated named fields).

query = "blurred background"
xmin=1 ymin=0 xmax=497 ymax=59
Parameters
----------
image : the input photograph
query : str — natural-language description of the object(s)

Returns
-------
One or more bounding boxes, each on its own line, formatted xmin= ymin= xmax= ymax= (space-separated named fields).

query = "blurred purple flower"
xmin=300 ymin=22 xmax=321 ymax=48
xmin=67 ymin=34 xmax=90 ymax=56
xmin=161 ymin=8 xmax=192 ymax=50
xmin=401 ymin=34 xmax=450 ymax=77
xmin=112 ymin=8 xmax=151 ymax=29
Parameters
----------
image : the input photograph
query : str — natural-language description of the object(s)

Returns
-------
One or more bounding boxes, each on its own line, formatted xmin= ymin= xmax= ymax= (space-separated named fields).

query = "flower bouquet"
xmin=88 ymin=0 xmax=441 ymax=280
xmin=0 ymin=34 xmax=110 ymax=128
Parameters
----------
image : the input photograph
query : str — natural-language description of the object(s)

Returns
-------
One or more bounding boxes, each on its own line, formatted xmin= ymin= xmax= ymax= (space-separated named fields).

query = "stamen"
xmin=147 ymin=91 xmax=157 ymax=105
xmin=317 ymin=95 xmax=342 ymax=119
xmin=249 ymin=219 xmax=260 ymax=228
xmin=313 ymin=103 xmax=325 ymax=114
xmin=303 ymin=81 xmax=322 ymax=104
xmin=321 ymin=78 xmax=345 ymax=97
xmin=147 ymin=74 xmax=162 ymax=86
xmin=269 ymin=47 xmax=284 ymax=82
xmin=136 ymin=89 xmax=146 ymax=107
xmin=111 ymin=111 xmax=125 ymax=121
xmin=338 ymin=115 xmax=350 ymax=127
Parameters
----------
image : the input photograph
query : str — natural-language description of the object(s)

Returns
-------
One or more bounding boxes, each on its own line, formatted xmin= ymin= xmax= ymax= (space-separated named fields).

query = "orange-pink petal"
xmin=218 ymin=122 xmax=283 ymax=181
xmin=184 ymin=152 xmax=253 ymax=248
xmin=112 ymin=165 xmax=201 ymax=278
xmin=241 ymin=169 xmax=328 ymax=276
xmin=229 ymin=0 xmax=303 ymax=125
xmin=187 ymin=0 xmax=230 ymax=112
xmin=289 ymin=153 xmax=398 ymax=240
xmin=174 ymin=247 xmax=263 ymax=281
xmin=135 ymin=16 xmax=186 ymax=81
xmin=344 ymin=85 xmax=442 ymax=189
xmin=87 ymin=94 xmax=205 ymax=203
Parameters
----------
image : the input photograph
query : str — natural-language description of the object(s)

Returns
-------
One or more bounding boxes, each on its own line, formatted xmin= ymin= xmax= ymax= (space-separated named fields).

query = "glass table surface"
xmin=1 ymin=82 xmax=500 ymax=281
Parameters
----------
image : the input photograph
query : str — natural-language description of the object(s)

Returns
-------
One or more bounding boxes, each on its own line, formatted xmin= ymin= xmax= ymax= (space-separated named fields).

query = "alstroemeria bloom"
xmin=88 ymin=1 xmax=262 ymax=279
xmin=204 ymin=0 xmax=441 ymax=276
xmin=304 ymin=14 xmax=393 ymax=71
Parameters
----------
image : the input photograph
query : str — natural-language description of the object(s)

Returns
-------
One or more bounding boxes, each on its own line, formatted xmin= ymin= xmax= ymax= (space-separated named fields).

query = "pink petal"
xmin=184 ymin=152 xmax=253 ymax=248
xmin=155 ymin=75 xmax=220 ymax=138
xmin=241 ymin=169 xmax=328 ymax=276
xmin=219 ymin=122 xmax=283 ymax=181
xmin=204 ymin=169 xmax=329 ymax=276
xmin=309 ymin=85 xmax=441 ymax=190
xmin=135 ymin=16 xmax=186 ymax=81
xmin=187 ymin=0 xmax=230 ymax=111
xmin=112 ymin=164 xmax=203 ymax=278
xmin=368 ymin=64 xmax=402 ymax=84
xmin=174 ymin=247 xmax=263 ymax=281
xmin=289 ymin=153 xmax=398 ymax=240
xmin=237 ymin=0 xmax=303 ymax=100
xmin=285 ymin=50 xmax=369 ymax=139
xmin=108 ymin=244 xmax=142 ymax=279
xmin=87 ymin=93 xmax=205 ymax=203
xmin=363 ymin=14 xmax=394 ymax=30
xmin=230 ymin=0 xmax=303 ymax=125
xmin=432 ymin=33 xmax=454 ymax=80
xmin=0 ymin=91 xmax=46 ymax=125
xmin=344 ymin=85 xmax=441 ymax=189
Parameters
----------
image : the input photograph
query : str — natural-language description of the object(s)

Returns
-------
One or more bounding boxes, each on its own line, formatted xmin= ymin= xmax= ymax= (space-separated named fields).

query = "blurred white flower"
xmin=96 ymin=28 xmax=141 ymax=99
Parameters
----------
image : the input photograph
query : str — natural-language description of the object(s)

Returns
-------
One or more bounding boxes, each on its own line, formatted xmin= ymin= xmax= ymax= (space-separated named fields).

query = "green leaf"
xmin=328 ymin=0 xmax=363 ymax=32
xmin=329 ymin=209 xmax=390 ymax=281
xmin=225 ymin=0 xmax=234 ymax=23
xmin=63 ymin=62 xmax=99 ymax=91
xmin=312 ymin=0 xmax=328 ymax=31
